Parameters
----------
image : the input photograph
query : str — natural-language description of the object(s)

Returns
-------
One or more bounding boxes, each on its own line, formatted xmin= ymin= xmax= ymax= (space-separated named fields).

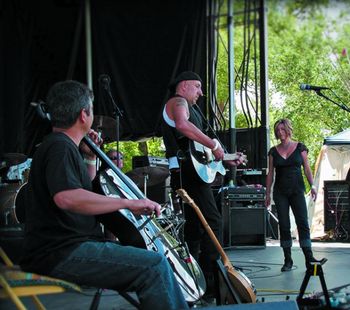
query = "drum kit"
xmin=0 ymin=153 xmax=30 ymax=227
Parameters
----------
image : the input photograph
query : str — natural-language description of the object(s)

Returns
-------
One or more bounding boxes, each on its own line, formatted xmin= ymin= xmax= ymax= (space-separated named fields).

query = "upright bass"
xmin=83 ymin=136 xmax=206 ymax=303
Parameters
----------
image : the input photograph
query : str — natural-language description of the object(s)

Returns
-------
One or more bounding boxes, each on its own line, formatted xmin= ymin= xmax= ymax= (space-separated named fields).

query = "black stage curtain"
xmin=0 ymin=0 xmax=209 ymax=158
xmin=0 ymin=0 xmax=85 ymax=157
xmin=91 ymin=0 xmax=207 ymax=141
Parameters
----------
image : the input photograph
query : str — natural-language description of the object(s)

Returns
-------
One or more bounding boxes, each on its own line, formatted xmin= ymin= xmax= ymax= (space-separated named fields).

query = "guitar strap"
xmin=191 ymin=104 xmax=229 ymax=154
xmin=189 ymin=105 xmax=204 ymax=131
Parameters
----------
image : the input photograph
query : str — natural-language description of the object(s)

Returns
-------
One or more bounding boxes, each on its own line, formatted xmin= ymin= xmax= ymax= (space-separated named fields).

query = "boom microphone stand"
xmin=314 ymin=89 xmax=350 ymax=113
xmin=99 ymin=74 xmax=124 ymax=167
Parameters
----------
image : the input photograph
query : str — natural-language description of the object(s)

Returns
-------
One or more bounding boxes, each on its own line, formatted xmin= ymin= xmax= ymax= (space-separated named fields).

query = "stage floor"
xmin=1 ymin=239 xmax=349 ymax=309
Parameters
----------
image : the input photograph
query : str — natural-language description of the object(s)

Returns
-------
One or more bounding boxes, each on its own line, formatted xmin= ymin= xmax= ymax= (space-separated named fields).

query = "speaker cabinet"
xmin=223 ymin=202 xmax=266 ymax=248
xmin=324 ymin=180 xmax=350 ymax=240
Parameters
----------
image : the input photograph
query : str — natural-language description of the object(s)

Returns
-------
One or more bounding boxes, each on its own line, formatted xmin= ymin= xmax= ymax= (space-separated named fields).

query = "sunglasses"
xmin=109 ymin=156 xmax=123 ymax=160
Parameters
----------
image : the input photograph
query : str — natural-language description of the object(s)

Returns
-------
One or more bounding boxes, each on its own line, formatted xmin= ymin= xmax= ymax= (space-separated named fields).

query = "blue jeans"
xmin=273 ymin=190 xmax=312 ymax=248
xmin=49 ymin=241 xmax=189 ymax=310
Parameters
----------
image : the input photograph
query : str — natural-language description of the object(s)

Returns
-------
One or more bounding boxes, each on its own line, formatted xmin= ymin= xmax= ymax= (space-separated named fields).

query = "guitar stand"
xmin=296 ymin=258 xmax=331 ymax=309
xmin=216 ymin=259 xmax=242 ymax=305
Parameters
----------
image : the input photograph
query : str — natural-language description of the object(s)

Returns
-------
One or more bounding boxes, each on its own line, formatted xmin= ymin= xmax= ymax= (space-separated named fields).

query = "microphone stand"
xmin=315 ymin=90 xmax=350 ymax=113
xmin=105 ymin=86 xmax=123 ymax=167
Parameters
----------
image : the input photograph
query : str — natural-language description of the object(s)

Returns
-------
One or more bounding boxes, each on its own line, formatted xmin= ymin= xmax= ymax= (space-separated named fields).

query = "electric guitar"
xmin=176 ymin=188 xmax=256 ymax=304
xmin=189 ymin=140 xmax=247 ymax=183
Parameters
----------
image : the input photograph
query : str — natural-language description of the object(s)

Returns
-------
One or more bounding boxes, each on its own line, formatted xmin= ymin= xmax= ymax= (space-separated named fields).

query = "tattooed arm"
xmin=167 ymin=96 xmax=224 ymax=159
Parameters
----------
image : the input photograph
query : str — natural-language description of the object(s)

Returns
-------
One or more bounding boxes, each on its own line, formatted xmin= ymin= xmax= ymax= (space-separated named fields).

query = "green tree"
xmin=103 ymin=138 xmax=165 ymax=172
xmin=217 ymin=0 xmax=350 ymax=181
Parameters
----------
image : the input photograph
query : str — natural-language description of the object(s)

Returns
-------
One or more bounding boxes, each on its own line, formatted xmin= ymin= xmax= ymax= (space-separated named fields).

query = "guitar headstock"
xmin=176 ymin=189 xmax=192 ymax=204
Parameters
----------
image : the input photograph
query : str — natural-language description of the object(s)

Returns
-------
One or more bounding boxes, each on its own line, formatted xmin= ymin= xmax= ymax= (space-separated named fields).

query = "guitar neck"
xmin=223 ymin=153 xmax=246 ymax=162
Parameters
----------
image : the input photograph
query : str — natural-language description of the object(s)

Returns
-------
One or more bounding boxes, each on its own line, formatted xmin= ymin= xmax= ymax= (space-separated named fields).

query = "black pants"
xmin=273 ymin=190 xmax=312 ymax=248
xmin=170 ymin=159 xmax=222 ymax=274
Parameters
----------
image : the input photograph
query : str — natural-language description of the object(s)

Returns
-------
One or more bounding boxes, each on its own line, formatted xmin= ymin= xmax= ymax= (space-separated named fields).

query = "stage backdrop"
xmin=0 ymin=0 xmax=210 ymax=158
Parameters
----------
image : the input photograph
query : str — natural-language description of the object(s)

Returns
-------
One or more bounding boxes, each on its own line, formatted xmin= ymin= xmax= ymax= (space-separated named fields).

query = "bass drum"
xmin=0 ymin=182 xmax=27 ymax=225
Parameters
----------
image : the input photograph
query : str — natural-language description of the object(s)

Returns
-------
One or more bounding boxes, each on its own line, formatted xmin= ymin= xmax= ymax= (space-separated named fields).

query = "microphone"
xmin=30 ymin=101 xmax=51 ymax=120
xmin=98 ymin=74 xmax=111 ymax=90
xmin=300 ymin=84 xmax=329 ymax=91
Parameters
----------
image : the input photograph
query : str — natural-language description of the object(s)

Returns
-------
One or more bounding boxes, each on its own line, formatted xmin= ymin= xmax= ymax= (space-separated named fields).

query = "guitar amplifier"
xmin=132 ymin=156 xmax=169 ymax=169
xmin=221 ymin=186 xmax=266 ymax=248
xmin=222 ymin=204 xmax=266 ymax=249
xmin=223 ymin=186 xmax=266 ymax=202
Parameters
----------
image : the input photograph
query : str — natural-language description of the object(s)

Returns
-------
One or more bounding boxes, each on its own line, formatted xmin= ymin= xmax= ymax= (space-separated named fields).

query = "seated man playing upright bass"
xmin=20 ymin=80 xmax=189 ymax=310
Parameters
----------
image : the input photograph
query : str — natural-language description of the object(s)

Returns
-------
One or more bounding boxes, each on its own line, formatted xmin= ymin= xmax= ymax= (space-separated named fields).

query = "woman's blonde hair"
xmin=273 ymin=118 xmax=293 ymax=139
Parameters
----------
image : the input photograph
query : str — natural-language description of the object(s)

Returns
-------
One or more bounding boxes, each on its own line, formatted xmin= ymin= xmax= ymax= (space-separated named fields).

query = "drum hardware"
xmin=157 ymin=202 xmax=185 ymax=243
xmin=126 ymin=166 xmax=169 ymax=196
xmin=92 ymin=115 xmax=118 ymax=142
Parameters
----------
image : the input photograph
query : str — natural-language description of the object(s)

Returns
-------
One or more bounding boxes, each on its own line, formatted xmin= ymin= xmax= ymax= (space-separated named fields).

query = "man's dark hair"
xmin=46 ymin=80 xmax=94 ymax=128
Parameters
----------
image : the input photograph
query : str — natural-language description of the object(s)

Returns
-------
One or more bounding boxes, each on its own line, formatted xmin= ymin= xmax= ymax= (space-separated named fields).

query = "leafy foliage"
xmin=103 ymin=138 xmax=165 ymax=172
xmin=217 ymin=0 xmax=350 ymax=180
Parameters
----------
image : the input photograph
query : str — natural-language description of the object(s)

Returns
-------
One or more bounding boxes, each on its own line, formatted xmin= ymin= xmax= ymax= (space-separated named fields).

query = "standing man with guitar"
xmin=161 ymin=71 xmax=244 ymax=303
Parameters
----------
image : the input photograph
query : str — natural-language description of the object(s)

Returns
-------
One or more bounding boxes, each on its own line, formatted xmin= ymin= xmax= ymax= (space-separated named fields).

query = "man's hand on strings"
xmin=129 ymin=199 xmax=161 ymax=217
xmin=212 ymin=145 xmax=224 ymax=161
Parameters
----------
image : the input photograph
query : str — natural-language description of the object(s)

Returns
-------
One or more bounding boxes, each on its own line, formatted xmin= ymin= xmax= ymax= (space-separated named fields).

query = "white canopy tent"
xmin=308 ymin=129 xmax=350 ymax=239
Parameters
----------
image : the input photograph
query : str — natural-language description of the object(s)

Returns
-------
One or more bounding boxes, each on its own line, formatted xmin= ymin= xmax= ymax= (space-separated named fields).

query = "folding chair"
xmin=0 ymin=246 xmax=82 ymax=310
xmin=0 ymin=246 xmax=140 ymax=310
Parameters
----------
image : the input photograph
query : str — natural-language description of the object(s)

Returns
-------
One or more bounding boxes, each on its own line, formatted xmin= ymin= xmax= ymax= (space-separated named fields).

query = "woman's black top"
xmin=268 ymin=142 xmax=308 ymax=195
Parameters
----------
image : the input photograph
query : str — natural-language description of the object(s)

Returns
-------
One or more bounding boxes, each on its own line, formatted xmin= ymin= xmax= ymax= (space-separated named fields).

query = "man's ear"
xmin=79 ymin=109 xmax=87 ymax=123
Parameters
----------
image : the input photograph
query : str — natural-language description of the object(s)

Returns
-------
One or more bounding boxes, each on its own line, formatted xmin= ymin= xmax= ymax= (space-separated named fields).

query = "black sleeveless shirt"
xmin=268 ymin=142 xmax=308 ymax=195
xmin=161 ymin=95 xmax=204 ymax=159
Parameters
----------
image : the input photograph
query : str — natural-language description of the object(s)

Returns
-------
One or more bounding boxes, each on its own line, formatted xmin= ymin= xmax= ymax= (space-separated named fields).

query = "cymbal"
xmin=126 ymin=166 xmax=169 ymax=187
xmin=92 ymin=115 xmax=117 ymax=141
xmin=2 ymin=153 xmax=27 ymax=167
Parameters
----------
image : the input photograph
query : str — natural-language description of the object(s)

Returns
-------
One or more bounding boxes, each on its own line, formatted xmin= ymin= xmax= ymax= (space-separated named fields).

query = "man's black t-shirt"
xmin=20 ymin=132 xmax=104 ymax=274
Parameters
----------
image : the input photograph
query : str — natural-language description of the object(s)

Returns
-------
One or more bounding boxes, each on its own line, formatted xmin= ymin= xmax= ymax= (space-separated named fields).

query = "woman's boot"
xmin=302 ymin=247 xmax=319 ymax=269
xmin=281 ymin=247 xmax=293 ymax=272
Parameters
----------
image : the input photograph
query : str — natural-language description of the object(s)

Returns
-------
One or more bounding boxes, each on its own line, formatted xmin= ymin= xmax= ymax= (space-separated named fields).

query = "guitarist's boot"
xmin=281 ymin=247 xmax=293 ymax=272
xmin=202 ymin=271 xmax=216 ymax=304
